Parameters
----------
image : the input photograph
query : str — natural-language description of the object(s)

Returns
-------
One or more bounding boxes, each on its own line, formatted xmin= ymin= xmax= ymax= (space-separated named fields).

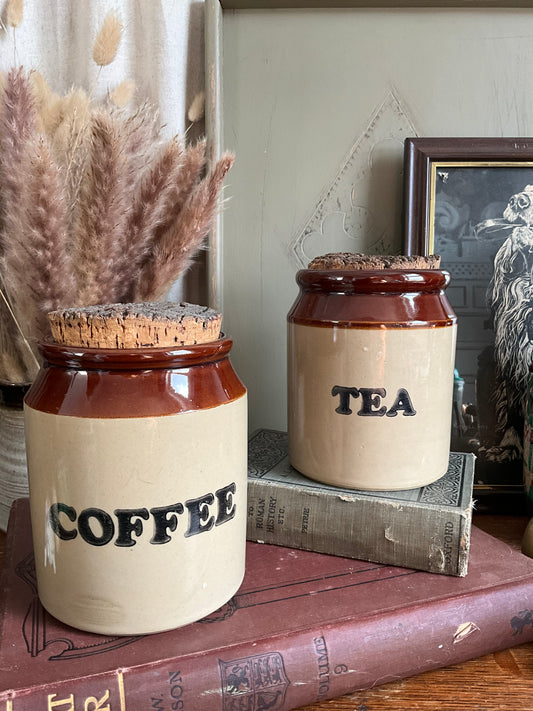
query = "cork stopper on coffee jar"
xmin=48 ymin=302 xmax=222 ymax=349
xmin=307 ymin=252 xmax=441 ymax=270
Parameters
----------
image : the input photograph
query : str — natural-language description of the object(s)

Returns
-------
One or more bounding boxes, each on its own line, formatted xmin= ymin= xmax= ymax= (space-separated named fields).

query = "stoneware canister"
xmin=287 ymin=269 xmax=457 ymax=490
xmin=24 ymin=338 xmax=247 ymax=635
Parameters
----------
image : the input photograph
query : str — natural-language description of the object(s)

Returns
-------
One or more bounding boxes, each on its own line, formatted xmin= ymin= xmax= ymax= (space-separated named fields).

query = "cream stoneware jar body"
xmin=24 ymin=338 xmax=247 ymax=635
xmin=287 ymin=270 xmax=457 ymax=490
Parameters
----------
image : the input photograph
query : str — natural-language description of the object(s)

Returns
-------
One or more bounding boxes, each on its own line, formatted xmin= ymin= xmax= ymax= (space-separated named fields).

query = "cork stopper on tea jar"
xmin=307 ymin=252 xmax=441 ymax=270
xmin=48 ymin=301 xmax=222 ymax=348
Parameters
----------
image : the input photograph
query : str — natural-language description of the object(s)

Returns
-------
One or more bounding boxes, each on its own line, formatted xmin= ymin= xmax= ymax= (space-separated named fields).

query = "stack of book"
xmin=2 ymin=497 xmax=533 ymax=709
xmin=4 ymin=430 xmax=533 ymax=710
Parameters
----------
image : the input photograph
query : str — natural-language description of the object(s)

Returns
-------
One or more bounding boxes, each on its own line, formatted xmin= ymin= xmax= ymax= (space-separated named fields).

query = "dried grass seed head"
xmin=93 ymin=12 xmax=123 ymax=67
xmin=29 ymin=71 xmax=61 ymax=136
xmin=110 ymin=79 xmax=135 ymax=108
xmin=51 ymin=88 xmax=91 ymax=164
xmin=188 ymin=91 xmax=205 ymax=123
xmin=6 ymin=0 xmax=23 ymax=28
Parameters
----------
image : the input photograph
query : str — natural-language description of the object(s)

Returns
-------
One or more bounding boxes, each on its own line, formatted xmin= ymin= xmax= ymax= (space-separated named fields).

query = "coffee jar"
xmin=287 ymin=269 xmax=457 ymax=490
xmin=24 ymin=338 xmax=247 ymax=635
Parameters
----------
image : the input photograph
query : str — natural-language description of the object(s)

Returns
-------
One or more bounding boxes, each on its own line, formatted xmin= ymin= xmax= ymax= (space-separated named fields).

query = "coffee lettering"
xmin=78 ymin=508 xmax=115 ymax=546
xmin=332 ymin=385 xmax=416 ymax=417
xmin=49 ymin=503 xmax=77 ymax=541
xmin=215 ymin=482 xmax=236 ymax=526
xmin=47 ymin=481 xmax=237 ymax=547
xmin=114 ymin=508 xmax=150 ymax=547
xmin=185 ymin=493 xmax=215 ymax=537
xmin=150 ymin=503 xmax=185 ymax=544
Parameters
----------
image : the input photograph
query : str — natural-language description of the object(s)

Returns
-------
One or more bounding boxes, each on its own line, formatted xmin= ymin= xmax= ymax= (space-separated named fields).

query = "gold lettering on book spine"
xmin=84 ymin=690 xmax=110 ymax=710
xmin=48 ymin=694 xmax=74 ymax=710
xmin=32 ymin=675 xmax=124 ymax=711
xmin=118 ymin=671 xmax=127 ymax=711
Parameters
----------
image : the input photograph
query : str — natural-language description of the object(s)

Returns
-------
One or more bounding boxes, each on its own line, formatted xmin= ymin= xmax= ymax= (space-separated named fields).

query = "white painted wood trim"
xmin=205 ymin=0 xmax=224 ymax=311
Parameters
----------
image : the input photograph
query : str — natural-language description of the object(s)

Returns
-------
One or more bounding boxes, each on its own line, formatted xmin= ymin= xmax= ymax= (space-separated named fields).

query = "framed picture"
xmin=404 ymin=137 xmax=533 ymax=508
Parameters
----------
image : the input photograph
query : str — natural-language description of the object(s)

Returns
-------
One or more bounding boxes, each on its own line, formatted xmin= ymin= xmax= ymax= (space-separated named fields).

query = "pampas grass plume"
xmin=31 ymin=72 xmax=67 ymax=138
xmin=110 ymin=79 xmax=135 ymax=108
xmin=0 ymin=60 xmax=235 ymax=383
xmin=51 ymin=90 xmax=89 ymax=161
xmin=31 ymin=70 xmax=54 ymax=107
xmin=55 ymin=89 xmax=90 ymax=136
xmin=135 ymin=151 xmax=234 ymax=301
xmin=93 ymin=12 xmax=123 ymax=67
xmin=6 ymin=0 xmax=23 ymax=28
xmin=74 ymin=110 xmax=129 ymax=304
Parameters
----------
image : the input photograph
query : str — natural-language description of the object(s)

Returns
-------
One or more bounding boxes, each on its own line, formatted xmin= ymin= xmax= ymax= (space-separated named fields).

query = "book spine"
xmin=247 ymin=478 xmax=472 ymax=576
xmin=3 ymin=580 xmax=533 ymax=710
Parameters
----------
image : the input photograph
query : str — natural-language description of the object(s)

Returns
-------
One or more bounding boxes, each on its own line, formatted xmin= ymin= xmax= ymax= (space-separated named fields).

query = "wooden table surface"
xmin=1 ymin=515 xmax=532 ymax=710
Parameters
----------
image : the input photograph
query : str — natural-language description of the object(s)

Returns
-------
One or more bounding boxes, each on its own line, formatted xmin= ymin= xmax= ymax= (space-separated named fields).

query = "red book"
xmin=1 ymin=497 xmax=533 ymax=711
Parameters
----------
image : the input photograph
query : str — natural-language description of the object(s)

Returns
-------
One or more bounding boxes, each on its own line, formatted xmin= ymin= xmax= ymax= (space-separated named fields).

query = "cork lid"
xmin=48 ymin=302 xmax=222 ymax=349
xmin=307 ymin=253 xmax=441 ymax=271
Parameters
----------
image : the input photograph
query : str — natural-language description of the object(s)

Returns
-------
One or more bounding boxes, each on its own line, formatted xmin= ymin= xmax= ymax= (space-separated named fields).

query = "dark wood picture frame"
xmin=404 ymin=138 xmax=533 ymax=253
xmin=404 ymin=137 xmax=533 ymax=510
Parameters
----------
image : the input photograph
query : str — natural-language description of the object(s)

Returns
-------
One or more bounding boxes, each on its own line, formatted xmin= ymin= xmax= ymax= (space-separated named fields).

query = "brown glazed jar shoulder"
xmin=24 ymin=337 xmax=246 ymax=418
xmin=287 ymin=269 xmax=456 ymax=328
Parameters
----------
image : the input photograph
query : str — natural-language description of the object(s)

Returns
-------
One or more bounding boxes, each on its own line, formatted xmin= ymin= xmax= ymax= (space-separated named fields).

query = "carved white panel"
xmin=290 ymin=91 xmax=418 ymax=268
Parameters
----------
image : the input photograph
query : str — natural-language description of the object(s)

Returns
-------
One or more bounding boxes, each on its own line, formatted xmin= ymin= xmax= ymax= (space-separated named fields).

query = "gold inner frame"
xmin=429 ymin=161 xmax=533 ymax=253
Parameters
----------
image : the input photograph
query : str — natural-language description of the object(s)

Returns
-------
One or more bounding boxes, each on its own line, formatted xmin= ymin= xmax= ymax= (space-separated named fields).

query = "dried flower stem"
xmin=2 ymin=136 xmax=76 ymax=345
xmin=0 ymin=68 xmax=37 ymax=267
xmin=0 ymin=53 xmax=234 ymax=384
xmin=135 ymin=152 xmax=234 ymax=301
xmin=151 ymin=139 xmax=207 ymax=241
xmin=60 ymin=13 xmax=122 ymax=185
xmin=116 ymin=138 xmax=184 ymax=301
xmin=74 ymin=111 xmax=129 ymax=304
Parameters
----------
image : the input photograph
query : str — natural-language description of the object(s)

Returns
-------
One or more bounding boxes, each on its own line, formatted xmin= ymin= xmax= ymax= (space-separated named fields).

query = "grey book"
xmin=247 ymin=429 xmax=475 ymax=576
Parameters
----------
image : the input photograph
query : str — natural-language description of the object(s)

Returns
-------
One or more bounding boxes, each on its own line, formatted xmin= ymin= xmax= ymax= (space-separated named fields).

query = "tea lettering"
xmin=332 ymin=386 xmax=416 ymax=417
xmin=48 ymin=482 xmax=237 ymax=547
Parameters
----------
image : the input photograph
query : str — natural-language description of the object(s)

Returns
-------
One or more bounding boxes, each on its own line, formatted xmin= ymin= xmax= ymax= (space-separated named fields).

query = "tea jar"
xmin=287 ymin=260 xmax=457 ymax=490
xmin=24 ymin=323 xmax=247 ymax=635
